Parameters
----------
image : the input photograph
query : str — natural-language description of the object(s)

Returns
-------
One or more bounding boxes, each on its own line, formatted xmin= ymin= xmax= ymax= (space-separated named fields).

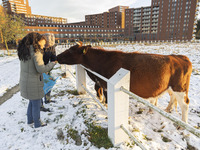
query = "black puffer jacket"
xmin=43 ymin=33 xmax=56 ymax=65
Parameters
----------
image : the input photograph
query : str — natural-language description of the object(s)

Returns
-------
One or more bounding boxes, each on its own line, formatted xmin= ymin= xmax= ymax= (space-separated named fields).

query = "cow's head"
xmin=57 ymin=41 xmax=91 ymax=64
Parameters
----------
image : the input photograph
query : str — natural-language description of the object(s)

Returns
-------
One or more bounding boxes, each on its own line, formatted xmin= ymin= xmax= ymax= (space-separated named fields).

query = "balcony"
xmin=142 ymin=16 xmax=150 ymax=20
xmin=152 ymin=15 xmax=159 ymax=19
xmin=153 ymin=7 xmax=159 ymax=11
xmin=133 ymin=14 xmax=142 ymax=17
xmin=142 ymin=20 xmax=150 ymax=23
xmin=152 ymin=11 xmax=159 ymax=15
xmin=151 ymin=23 xmax=158 ymax=26
xmin=142 ymin=23 xmax=150 ymax=27
xmin=143 ymin=12 xmax=151 ymax=16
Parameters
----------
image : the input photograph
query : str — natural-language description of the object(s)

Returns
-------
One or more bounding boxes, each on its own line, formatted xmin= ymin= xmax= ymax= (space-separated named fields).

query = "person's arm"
xmin=33 ymin=51 xmax=56 ymax=73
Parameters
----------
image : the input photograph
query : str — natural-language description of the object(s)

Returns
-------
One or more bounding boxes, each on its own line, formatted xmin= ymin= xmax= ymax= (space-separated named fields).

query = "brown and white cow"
xmin=57 ymin=42 xmax=192 ymax=123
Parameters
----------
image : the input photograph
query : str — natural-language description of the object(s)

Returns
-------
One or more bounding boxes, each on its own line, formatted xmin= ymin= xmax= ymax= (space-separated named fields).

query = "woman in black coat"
xmin=40 ymin=33 xmax=57 ymax=112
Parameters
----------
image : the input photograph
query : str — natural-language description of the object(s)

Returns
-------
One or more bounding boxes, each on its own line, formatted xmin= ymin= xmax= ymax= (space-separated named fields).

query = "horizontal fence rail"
xmin=120 ymin=86 xmax=200 ymax=138
xmin=57 ymin=40 xmax=200 ymax=48
xmin=80 ymin=83 xmax=108 ymax=113
xmin=81 ymin=65 xmax=109 ymax=82
xmin=120 ymin=124 xmax=147 ymax=150
xmin=63 ymin=65 xmax=108 ymax=112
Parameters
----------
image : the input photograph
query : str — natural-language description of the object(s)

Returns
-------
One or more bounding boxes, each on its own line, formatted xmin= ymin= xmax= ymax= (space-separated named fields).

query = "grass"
xmin=66 ymin=90 xmax=79 ymax=95
xmin=161 ymin=135 xmax=172 ymax=142
xmin=75 ymin=104 xmax=113 ymax=149
xmin=136 ymin=108 xmax=144 ymax=114
xmin=86 ymin=123 xmax=113 ymax=149
xmin=142 ymin=134 xmax=152 ymax=141
xmin=67 ymin=128 xmax=79 ymax=141
xmin=67 ymin=128 xmax=82 ymax=146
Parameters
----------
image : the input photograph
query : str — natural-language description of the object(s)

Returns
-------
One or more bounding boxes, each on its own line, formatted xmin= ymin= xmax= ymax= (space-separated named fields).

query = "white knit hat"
xmin=43 ymin=33 xmax=55 ymax=48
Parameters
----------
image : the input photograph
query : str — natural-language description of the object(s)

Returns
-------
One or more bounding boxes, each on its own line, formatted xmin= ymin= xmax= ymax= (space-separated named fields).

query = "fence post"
xmin=107 ymin=68 xmax=130 ymax=146
xmin=64 ymin=65 xmax=73 ymax=78
xmin=76 ymin=65 xmax=86 ymax=94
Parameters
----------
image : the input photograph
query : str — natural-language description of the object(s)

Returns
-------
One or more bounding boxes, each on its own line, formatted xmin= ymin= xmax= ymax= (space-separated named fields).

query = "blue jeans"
xmin=27 ymin=99 xmax=41 ymax=128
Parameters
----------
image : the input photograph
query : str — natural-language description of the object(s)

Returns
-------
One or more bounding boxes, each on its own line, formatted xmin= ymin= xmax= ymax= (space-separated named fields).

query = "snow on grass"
xmin=0 ymin=42 xmax=200 ymax=150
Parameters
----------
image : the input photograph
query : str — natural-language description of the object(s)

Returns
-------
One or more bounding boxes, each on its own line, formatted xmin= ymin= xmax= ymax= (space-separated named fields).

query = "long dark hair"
xmin=17 ymin=32 xmax=46 ymax=61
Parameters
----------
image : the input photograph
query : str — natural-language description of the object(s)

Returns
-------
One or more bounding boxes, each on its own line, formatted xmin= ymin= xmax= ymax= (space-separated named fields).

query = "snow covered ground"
xmin=0 ymin=42 xmax=200 ymax=150
xmin=0 ymin=50 xmax=20 ymax=97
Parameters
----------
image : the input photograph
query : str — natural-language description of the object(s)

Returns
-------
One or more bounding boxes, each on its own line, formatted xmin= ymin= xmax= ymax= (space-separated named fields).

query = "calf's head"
xmin=57 ymin=42 xmax=91 ymax=65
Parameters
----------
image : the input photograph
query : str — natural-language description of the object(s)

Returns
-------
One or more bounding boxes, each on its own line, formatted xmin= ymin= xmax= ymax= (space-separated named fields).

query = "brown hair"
xmin=17 ymin=32 xmax=46 ymax=61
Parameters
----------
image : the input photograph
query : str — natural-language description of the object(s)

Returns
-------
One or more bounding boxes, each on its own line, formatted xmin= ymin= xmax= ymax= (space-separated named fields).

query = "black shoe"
xmin=45 ymin=100 xmax=56 ymax=104
xmin=40 ymin=107 xmax=51 ymax=112
xmin=41 ymin=123 xmax=47 ymax=127
xmin=35 ymin=122 xmax=47 ymax=129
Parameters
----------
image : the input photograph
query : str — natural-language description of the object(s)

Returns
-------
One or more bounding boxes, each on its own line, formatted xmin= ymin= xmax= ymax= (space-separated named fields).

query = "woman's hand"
xmin=52 ymin=61 xmax=58 ymax=64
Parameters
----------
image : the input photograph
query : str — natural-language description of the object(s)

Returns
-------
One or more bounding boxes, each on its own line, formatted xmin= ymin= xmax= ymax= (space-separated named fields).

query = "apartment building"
xmin=85 ymin=6 xmax=128 ymax=29
xmin=125 ymin=0 xmax=199 ymax=41
xmin=19 ymin=13 xmax=67 ymax=26
xmin=125 ymin=6 xmax=159 ymax=41
xmin=1 ymin=0 xmax=199 ymax=42
xmin=2 ymin=0 xmax=124 ymax=42
xmin=2 ymin=0 xmax=67 ymax=26
xmin=155 ymin=0 xmax=197 ymax=41
xmin=2 ymin=0 xmax=31 ymax=14
xmin=25 ymin=26 xmax=124 ymax=43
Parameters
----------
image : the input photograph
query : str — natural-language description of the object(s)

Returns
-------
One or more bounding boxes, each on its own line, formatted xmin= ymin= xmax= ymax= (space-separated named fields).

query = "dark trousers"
xmin=44 ymin=91 xmax=51 ymax=103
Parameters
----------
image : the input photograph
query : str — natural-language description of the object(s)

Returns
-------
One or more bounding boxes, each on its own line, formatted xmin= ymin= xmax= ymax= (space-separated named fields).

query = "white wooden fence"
xmin=76 ymin=64 xmax=130 ymax=146
xmin=56 ymin=40 xmax=200 ymax=50
xmin=72 ymin=64 xmax=200 ymax=149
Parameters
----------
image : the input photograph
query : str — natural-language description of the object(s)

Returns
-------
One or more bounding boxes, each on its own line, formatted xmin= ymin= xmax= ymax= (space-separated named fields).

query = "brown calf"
xmin=57 ymin=42 xmax=192 ymax=123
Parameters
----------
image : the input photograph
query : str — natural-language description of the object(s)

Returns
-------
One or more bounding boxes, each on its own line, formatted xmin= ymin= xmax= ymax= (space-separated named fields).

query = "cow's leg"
xmin=154 ymin=98 xmax=158 ymax=106
xmin=95 ymin=84 xmax=104 ymax=102
xmin=173 ymin=91 xmax=189 ymax=123
xmin=103 ymin=89 xmax=107 ymax=104
xmin=99 ymin=87 xmax=106 ymax=104
xmin=148 ymin=98 xmax=158 ymax=113
xmin=165 ymin=87 xmax=178 ymax=113
xmin=165 ymin=92 xmax=175 ymax=113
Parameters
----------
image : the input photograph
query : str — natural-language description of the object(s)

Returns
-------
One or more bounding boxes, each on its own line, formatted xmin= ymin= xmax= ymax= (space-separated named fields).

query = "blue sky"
xmin=1 ymin=0 xmax=152 ymax=23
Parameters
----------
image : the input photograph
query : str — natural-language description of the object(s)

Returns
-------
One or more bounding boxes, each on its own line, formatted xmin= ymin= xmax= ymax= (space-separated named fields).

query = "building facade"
xmin=1 ymin=0 xmax=199 ymax=43
xmin=125 ymin=0 xmax=199 ymax=41
xmin=2 ymin=0 xmax=31 ymax=14
xmin=25 ymin=24 xmax=124 ymax=43
xmin=85 ymin=6 xmax=128 ymax=29
xmin=2 ymin=0 xmax=67 ymax=26
xmin=2 ymin=0 xmax=125 ymax=43
xmin=19 ymin=13 xmax=67 ymax=26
